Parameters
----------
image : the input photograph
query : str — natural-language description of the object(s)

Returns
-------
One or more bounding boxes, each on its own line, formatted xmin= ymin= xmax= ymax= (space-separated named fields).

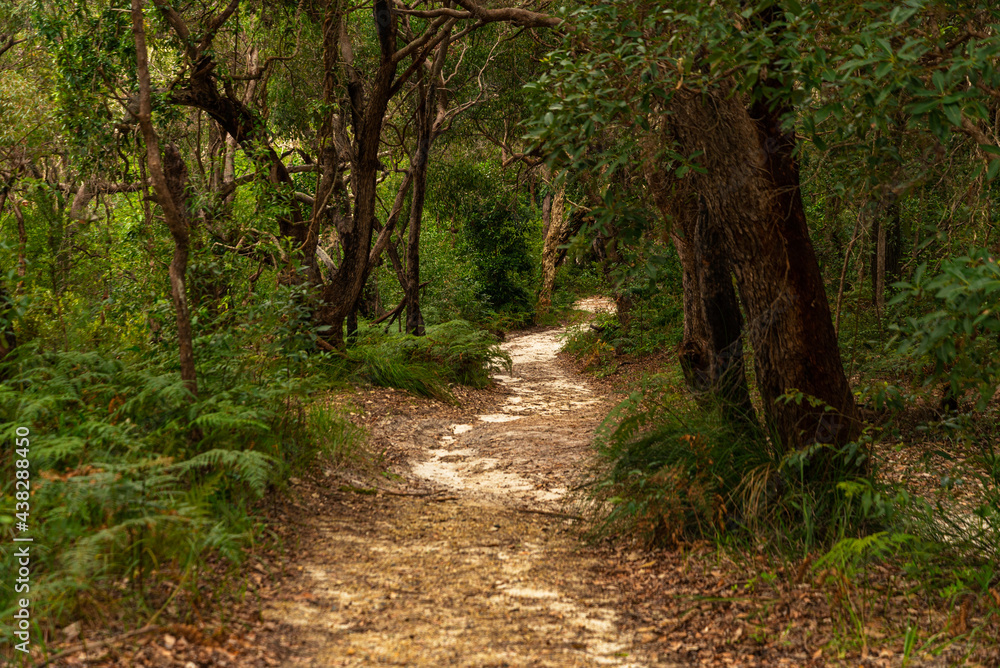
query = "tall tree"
xmin=131 ymin=0 xmax=198 ymax=395
xmin=529 ymin=1 xmax=862 ymax=450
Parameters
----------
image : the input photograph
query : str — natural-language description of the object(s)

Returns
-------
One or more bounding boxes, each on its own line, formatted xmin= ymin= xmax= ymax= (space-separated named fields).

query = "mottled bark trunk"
xmin=315 ymin=0 xmax=398 ymax=348
xmin=747 ymin=95 xmax=860 ymax=450
xmin=644 ymin=153 xmax=754 ymax=427
xmin=665 ymin=87 xmax=859 ymax=453
xmin=536 ymin=181 xmax=566 ymax=317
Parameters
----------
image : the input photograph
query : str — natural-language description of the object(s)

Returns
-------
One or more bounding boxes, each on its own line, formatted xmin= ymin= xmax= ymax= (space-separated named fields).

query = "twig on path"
xmin=514 ymin=507 xmax=583 ymax=521
xmin=342 ymin=485 xmax=460 ymax=501
xmin=37 ymin=625 xmax=162 ymax=667
xmin=377 ymin=488 xmax=439 ymax=497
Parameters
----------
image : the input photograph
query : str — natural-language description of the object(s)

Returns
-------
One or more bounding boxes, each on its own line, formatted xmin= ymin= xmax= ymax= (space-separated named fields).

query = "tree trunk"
xmin=644 ymin=154 xmax=755 ymax=427
xmin=822 ymin=193 xmax=842 ymax=282
xmin=0 ymin=181 xmax=15 ymax=371
xmin=871 ymin=197 xmax=902 ymax=317
xmin=0 ymin=283 xmax=14 ymax=372
xmin=536 ymin=179 xmax=566 ymax=317
xmin=315 ymin=0 xmax=399 ymax=347
xmin=132 ymin=0 xmax=198 ymax=396
xmin=405 ymin=74 xmax=434 ymax=336
xmin=666 ymin=86 xmax=860 ymax=454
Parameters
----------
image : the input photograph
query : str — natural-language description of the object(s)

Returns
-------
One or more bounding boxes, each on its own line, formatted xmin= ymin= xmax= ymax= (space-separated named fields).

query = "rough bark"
xmin=666 ymin=86 xmax=859 ymax=452
xmin=315 ymin=0 xmax=400 ymax=348
xmin=644 ymin=147 xmax=755 ymax=427
xmin=536 ymin=178 xmax=567 ymax=318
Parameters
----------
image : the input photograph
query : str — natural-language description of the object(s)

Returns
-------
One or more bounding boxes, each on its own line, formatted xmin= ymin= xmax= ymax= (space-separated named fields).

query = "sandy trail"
xmin=267 ymin=298 xmax=654 ymax=667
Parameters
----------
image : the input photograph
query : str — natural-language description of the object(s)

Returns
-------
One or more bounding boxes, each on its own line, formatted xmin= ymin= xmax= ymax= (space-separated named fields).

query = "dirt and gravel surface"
xmin=37 ymin=298 xmax=999 ymax=668
xmin=264 ymin=297 xmax=661 ymax=667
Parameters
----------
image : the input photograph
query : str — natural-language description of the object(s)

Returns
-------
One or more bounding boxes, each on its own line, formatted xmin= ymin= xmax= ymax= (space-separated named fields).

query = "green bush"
xmin=584 ymin=377 xmax=899 ymax=549
xmin=423 ymin=159 xmax=540 ymax=329
xmin=891 ymin=249 xmax=1000 ymax=409
xmin=584 ymin=376 xmax=779 ymax=546
xmin=0 ymin=327 xmax=352 ymax=641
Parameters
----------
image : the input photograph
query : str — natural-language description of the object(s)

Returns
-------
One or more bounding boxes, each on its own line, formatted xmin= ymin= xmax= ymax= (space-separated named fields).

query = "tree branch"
xmin=451 ymin=0 xmax=561 ymax=28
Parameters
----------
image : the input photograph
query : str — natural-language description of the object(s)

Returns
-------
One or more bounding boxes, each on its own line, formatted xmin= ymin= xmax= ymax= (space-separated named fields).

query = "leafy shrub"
xmin=562 ymin=314 xmax=619 ymax=377
xmin=891 ymin=249 xmax=1000 ymax=409
xmin=465 ymin=201 xmax=537 ymax=319
xmin=424 ymin=159 xmax=540 ymax=328
xmin=585 ymin=377 xmax=898 ymax=549
xmin=584 ymin=376 xmax=781 ymax=546
xmin=405 ymin=320 xmax=512 ymax=386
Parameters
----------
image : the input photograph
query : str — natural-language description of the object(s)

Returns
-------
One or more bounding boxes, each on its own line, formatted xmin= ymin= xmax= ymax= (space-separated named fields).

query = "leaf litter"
xmin=38 ymin=298 xmax=999 ymax=667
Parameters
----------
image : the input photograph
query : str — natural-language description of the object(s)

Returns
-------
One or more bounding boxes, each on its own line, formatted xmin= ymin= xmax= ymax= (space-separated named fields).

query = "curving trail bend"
xmin=267 ymin=298 xmax=656 ymax=668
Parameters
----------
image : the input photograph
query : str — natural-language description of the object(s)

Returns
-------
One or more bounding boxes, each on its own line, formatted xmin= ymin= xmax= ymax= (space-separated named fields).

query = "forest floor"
xmin=40 ymin=300 xmax=998 ymax=668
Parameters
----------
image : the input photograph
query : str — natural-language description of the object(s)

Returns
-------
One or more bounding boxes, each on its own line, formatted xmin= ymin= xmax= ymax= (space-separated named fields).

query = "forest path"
xmin=267 ymin=298 xmax=659 ymax=667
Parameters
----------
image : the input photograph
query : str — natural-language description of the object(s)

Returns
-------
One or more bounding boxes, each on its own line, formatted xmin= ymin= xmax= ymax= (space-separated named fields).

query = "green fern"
xmin=169 ymin=449 xmax=276 ymax=498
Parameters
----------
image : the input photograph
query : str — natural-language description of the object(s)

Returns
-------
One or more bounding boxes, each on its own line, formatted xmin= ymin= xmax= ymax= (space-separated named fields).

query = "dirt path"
xmin=266 ymin=299 xmax=658 ymax=667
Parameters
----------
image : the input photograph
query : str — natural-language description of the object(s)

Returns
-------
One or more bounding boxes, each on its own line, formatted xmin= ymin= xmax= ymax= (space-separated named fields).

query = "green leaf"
xmin=932 ymin=70 xmax=945 ymax=92
xmin=987 ymin=158 xmax=1000 ymax=182
xmin=942 ymin=104 xmax=963 ymax=127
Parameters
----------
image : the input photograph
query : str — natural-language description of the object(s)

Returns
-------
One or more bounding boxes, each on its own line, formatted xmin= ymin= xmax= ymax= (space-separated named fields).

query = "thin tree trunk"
xmin=0 ymin=180 xmax=15 ymax=370
xmin=536 ymin=179 xmax=566 ymax=318
xmin=405 ymin=74 xmax=434 ymax=336
xmin=872 ymin=216 xmax=887 ymax=319
xmin=11 ymin=200 xmax=27 ymax=295
xmin=131 ymin=0 xmax=198 ymax=396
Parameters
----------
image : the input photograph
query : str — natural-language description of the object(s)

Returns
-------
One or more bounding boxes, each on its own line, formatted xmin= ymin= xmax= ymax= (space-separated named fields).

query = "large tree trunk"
xmin=315 ymin=0 xmax=399 ymax=348
xmin=666 ymin=86 xmax=860 ymax=454
xmin=644 ymin=153 xmax=755 ymax=428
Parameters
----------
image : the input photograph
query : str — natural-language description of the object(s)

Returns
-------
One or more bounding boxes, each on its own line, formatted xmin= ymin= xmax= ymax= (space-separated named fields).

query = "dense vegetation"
xmin=2 ymin=0 xmax=1000 ymax=662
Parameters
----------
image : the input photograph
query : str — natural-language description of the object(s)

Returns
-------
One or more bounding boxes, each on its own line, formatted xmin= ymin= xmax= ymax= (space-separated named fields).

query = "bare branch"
xmin=393 ymin=6 xmax=473 ymax=20
xmin=451 ymin=0 xmax=561 ymax=28
xmin=392 ymin=15 xmax=454 ymax=65
xmin=199 ymin=0 xmax=240 ymax=54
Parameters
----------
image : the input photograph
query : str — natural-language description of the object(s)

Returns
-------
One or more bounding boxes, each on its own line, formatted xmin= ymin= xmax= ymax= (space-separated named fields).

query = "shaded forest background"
xmin=2 ymin=0 xmax=1000 ymax=661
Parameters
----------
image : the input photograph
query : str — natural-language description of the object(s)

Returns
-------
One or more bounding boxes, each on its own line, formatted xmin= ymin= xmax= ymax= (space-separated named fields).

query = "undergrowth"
xmin=349 ymin=320 xmax=511 ymax=402
xmin=0 ymin=280 xmax=369 ymax=654
xmin=581 ymin=375 xmax=899 ymax=550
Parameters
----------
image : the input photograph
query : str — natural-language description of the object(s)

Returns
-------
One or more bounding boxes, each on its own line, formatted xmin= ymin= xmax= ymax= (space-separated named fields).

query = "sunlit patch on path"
xmin=268 ymin=299 xmax=651 ymax=667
